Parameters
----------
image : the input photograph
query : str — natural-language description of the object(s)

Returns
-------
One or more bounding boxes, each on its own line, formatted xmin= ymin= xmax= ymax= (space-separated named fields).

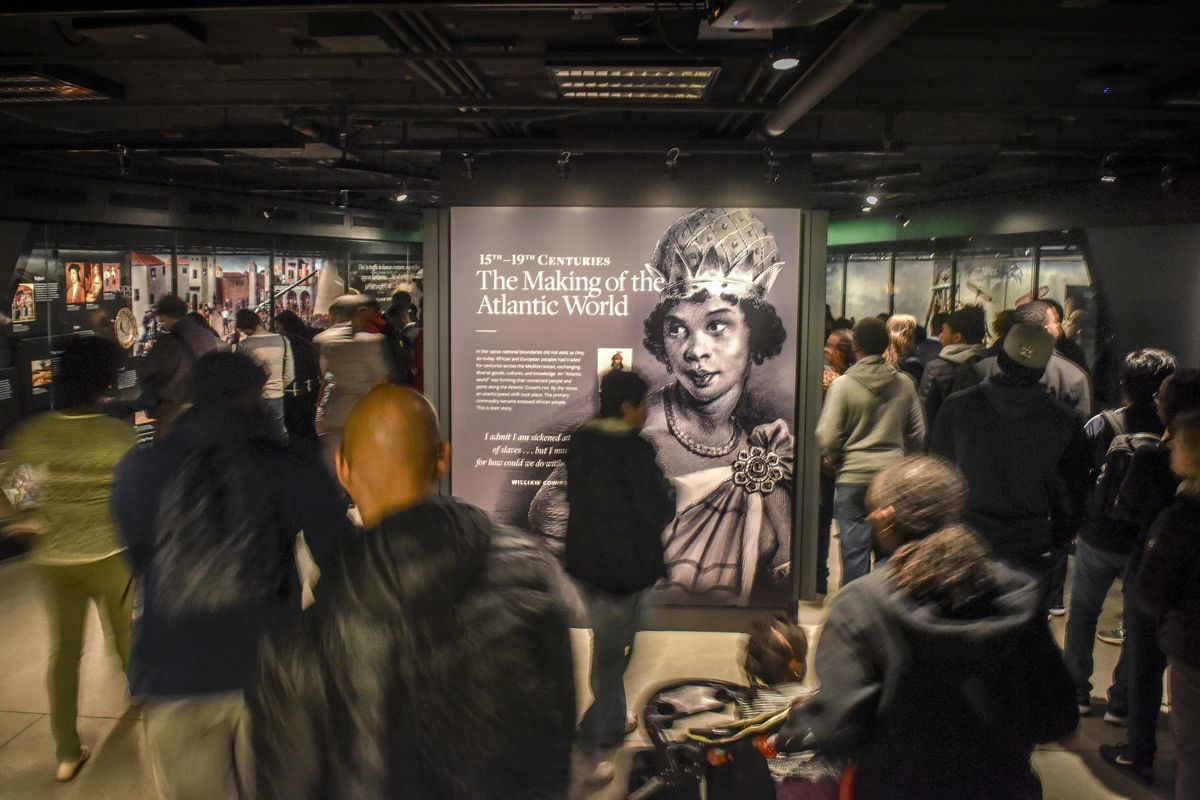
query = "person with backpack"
xmin=113 ymin=352 xmax=354 ymax=800
xmin=1063 ymin=348 xmax=1175 ymax=720
xmin=135 ymin=295 xmax=223 ymax=438
xmin=918 ymin=304 xmax=987 ymax=427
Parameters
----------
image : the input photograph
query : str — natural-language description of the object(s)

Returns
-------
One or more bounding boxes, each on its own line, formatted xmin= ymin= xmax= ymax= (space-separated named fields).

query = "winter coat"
xmin=816 ymin=355 xmax=925 ymax=485
xmin=1135 ymin=494 xmax=1200 ymax=669
xmin=565 ymin=417 xmax=675 ymax=595
xmin=919 ymin=342 xmax=986 ymax=427
xmin=137 ymin=315 xmax=222 ymax=407
xmin=112 ymin=404 xmax=353 ymax=696
xmin=249 ymin=497 xmax=576 ymax=800
xmin=976 ymin=351 xmax=1093 ymax=419
xmin=778 ymin=559 xmax=1077 ymax=800
xmin=929 ymin=377 xmax=1090 ymax=558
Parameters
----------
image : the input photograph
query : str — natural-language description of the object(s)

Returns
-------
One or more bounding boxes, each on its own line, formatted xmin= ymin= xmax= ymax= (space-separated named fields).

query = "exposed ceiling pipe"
xmin=762 ymin=3 xmax=942 ymax=138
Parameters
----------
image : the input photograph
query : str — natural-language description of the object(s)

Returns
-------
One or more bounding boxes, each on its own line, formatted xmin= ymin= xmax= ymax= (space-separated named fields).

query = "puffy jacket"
xmin=919 ymin=343 xmax=986 ymax=426
xmin=564 ymin=417 xmax=675 ymax=595
xmin=249 ymin=497 xmax=576 ymax=800
xmin=816 ymin=356 xmax=925 ymax=485
xmin=779 ymin=557 xmax=1077 ymax=800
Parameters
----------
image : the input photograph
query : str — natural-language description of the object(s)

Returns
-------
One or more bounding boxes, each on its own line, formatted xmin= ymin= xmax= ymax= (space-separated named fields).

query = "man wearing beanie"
xmin=817 ymin=316 xmax=925 ymax=586
xmin=930 ymin=323 xmax=1090 ymax=604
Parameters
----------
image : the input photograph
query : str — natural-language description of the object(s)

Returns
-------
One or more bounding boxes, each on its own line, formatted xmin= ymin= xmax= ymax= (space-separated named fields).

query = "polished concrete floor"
xmin=0 ymin=543 xmax=1176 ymax=800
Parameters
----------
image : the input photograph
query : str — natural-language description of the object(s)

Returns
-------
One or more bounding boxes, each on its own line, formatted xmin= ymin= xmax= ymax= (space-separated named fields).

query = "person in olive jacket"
xmin=565 ymin=368 xmax=676 ymax=786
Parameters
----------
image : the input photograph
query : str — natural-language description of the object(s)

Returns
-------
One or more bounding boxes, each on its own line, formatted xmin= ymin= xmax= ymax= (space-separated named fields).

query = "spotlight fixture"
xmin=770 ymin=29 xmax=801 ymax=71
xmin=1161 ymin=165 xmax=1176 ymax=193
xmin=260 ymin=207 xmax=275 ymax=220
xmin=664 ymin=147 xmax=681 ymax=180
xmin=895 ymin=213 xmax=910 ymax=228
xmin=865 ymin=194 xmax=880 ymax=206
xmin=461 ymin=152 xmax=475 ymax=180
xmin=1100 ymin=153 xmax=1118 ymax=183
xmin=861 ymin=205 xmax=874 ymax=213
xmin=557 ymin=151 xmax=572 ymax=180
xmin=336 ymin=190 xmax=349 ymax=209
xmin=393 ymin=183 xmax=409 ymax=202
xmin=116 ymin=143 xmax=130 ymax=175
xmin=763 ymin=148 xmax=782 ymax=183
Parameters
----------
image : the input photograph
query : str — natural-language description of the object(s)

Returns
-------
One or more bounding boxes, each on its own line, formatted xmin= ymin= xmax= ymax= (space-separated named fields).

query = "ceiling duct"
xmin=71 ymin=15 xmax=206 ymax=46
xmin=762 ymin=3 xmax=941 ymax=137
xmin=708 ymin=0 xmax=853 ymax=30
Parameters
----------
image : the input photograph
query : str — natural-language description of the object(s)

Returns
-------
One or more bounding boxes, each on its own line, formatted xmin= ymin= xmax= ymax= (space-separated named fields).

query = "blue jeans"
xmin=1063 ymin=540 xmax=1127 ymax=698
xmin=835 ymin=483 xmax=874 ymax=587
xmin=577 ymin=585 xmax=646 ymax=756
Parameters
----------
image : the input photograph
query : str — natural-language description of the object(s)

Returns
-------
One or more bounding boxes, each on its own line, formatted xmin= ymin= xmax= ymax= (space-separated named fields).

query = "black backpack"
xmin=152 ymin=440 xmax=290 ymax=618
xmin=1089 ymin=410 xmax=1167 ymax=523
xmin=949 ymin=352 xmax=986 ymax=394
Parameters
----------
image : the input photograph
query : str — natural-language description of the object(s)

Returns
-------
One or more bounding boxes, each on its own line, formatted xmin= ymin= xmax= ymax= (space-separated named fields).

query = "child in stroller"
xmin=625 ymin=616 xmax=842 ymax=800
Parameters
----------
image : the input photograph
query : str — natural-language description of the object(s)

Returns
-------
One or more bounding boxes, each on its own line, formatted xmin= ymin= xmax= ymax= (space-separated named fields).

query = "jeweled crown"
xmin=646 ymin=207 xmax=784 ymax=301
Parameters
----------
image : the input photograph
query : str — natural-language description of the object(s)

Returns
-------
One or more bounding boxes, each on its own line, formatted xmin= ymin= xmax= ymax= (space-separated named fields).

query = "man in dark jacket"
xmin=135 ymin=294 xmax=222 ymax=436
xmin=249 ymin=384 xmax=576 ymax=800
xmin=780 ymin=455 xmax=1077 ymax=800
xmin=565 ymin=369 xmax=675 ymax=786
xmin=919 ymin=304 xmax=987 ymax=426
xmin=113 ymin=352 xmax=353 ymax=800
xmin=931 ymin=323 xmax=1090 ymax=604
xmin=1063 ymin=348 xmax=1175 ymax=718
xmin=1135 ymin=409 xmax=1200 ymax=800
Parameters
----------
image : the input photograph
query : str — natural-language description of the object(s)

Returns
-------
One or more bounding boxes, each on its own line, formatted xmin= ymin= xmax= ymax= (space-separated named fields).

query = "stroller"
xmin=624 ymin=679 xmax=842 ymax=800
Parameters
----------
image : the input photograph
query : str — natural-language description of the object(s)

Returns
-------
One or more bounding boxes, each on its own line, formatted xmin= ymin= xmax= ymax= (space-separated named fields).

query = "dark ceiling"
xmin=0 ymin=0 xmax=1198 ymax=217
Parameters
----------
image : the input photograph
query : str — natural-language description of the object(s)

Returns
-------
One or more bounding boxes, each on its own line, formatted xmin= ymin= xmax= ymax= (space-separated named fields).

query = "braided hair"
xmin=887 ymin=525 xmax=997 ymax=617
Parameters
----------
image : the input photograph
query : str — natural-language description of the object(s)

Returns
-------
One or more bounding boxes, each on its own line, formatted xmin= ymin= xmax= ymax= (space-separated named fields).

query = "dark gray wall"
xmin=1085 ymin=224 xmax=1200 ymax=367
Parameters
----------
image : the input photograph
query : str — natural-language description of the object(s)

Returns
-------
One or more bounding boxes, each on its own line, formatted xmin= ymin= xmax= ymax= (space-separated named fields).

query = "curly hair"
xmin=743 ymin=614 xmax=808 ymax=692
xmin=642 ymin=290 xmax=786 ymax=367
xmin=886 ymin=525 xmax=997 ymax=616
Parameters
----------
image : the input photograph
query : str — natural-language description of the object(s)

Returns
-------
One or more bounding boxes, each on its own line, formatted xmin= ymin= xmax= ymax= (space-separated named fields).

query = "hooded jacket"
xmin=565 ymin=417 xmax=675 ymax=595
xmin=249 ymin=497 xmax=576 ymax=800
xmin=918 ymin=342 xmax=986 ymax=426
xmin=779 ymin=559 xmax=1077 ymax=800
xmin=112 ymin=403 xmax=353 ymax=696
xmin=930 ymin=378 xmax=1090 ymax=558
xmin=977 ymin=351 xmax=1093 ymax=419
xmin=816 ymin=355 xmax=925 ymax=485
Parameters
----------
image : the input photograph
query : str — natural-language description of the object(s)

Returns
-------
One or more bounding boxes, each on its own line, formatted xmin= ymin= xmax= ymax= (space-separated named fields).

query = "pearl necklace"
xmin=664 ymin=386 xmax=740 ymax=458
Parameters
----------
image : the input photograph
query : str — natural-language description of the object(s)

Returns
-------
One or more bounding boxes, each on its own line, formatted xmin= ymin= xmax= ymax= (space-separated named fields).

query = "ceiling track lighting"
xmin=336 ymin=189 xmax=349 ymax=209
xmin=664 ymin=147 xmax=681 ymax=180
xmin=865 ymin=194 xmax=880 ymax=206
xmin=1161 ymin=165 xmax=1176 ymax=193
xmin=895 ymin=213 xmax=910 ymax=228
xmin=1100 ymin=153 xmax=1118 ymax=183
xmin=557 ymin=151 xmax=572 ymax=179
xmin=461 ymin=152 xmax=475 ymax=181
xmin=763 ymin=148 xmax=782 ymax=183
xmin=769 ymin=29 xmax=801 ymax=72
xmin=116 ymin=143 xmax=130 ymax=175
xmin=393 ymin=182 xmax=409 ymax=203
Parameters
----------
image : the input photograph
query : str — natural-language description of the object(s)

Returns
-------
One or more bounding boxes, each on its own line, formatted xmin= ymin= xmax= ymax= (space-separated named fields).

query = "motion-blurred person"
xmin=0 ymin=337 xmax=136 ymax=782
xmin=114 ymin=352 xmax=353 ymax=800
xmin=919 ymin=304 xmax=987 ymax=426
xmin=779 ymin=456 xmax=1078 ymax=800
xmin=564 ymin=369 xmax=675 ymax=786
xmin=1134 ymin=409 xmax=1200 ymax=800
xmin=313 ymin=294 xmax=395 ymax=472
xmin=136 ymin=295 xmax=222 ymax=435
xmin=387 ymin=291 xmax=424 ymax=390
xmin=885 ymin=313 xmax=923 ymax=384
xmin=273 ymin=310 xmax=321 ymax=445
xmin=914 ymin=313 xmax=947 ymax=365
xmin=977 ymin=300 xmax=1092 ymax=418
xmin=817 ymin=317 xmax=925 ymax=586
xmin=930 ymin=323 xmax=1090 ymax=606
xmin=360 ymin=295 xmax=413 ymax=385
xmin=249 ymin=385 xmax=575 ymax=800
xmin=233 ymin=308 xmax=293 ymax=440
xmin=1064 ymin=348 xmax=1175 ymax=719
xmin=1099 ymin=369 xmax=1200 ymax=784
xmin=1046 ymin=297 xmax=1088 ymax=370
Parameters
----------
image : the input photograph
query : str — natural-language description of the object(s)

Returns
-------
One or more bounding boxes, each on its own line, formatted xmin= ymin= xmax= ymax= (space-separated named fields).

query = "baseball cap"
xmin=1002 ymin=323 xmax=1055 ymax=371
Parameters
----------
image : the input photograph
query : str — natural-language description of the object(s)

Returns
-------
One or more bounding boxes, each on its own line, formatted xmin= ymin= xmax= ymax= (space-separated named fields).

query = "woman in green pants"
xmin=0 ymin=336 xmax=137 ymax=782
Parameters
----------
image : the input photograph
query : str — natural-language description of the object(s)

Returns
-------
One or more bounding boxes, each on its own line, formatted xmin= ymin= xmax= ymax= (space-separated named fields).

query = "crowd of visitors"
xmin=2 ymin=285 xmax=1199 ymax=800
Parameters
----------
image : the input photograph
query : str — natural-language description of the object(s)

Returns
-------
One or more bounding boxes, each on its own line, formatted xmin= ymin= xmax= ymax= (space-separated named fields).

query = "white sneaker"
xmin=55 ymin=745 xmax=90 ymax=782
xmin=585 ymin=760 xmax=615 ymax=787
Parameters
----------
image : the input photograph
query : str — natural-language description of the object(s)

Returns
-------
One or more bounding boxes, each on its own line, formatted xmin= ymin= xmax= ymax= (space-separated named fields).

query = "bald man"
xmin=249 ymin=385 xmax=576 ymax=800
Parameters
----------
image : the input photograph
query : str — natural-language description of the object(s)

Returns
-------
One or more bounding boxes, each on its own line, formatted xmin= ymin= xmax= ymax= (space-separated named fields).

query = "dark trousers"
xmin=1125 ymin=580 xmax=1167 ymax=764
xmin=816 ymin=474 xmax=834 ymax=594
xmin=1048 ymin=544 xmax=1069 ymax=609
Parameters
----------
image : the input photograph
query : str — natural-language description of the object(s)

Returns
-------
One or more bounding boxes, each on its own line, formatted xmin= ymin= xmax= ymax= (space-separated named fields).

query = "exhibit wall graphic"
xmin=450 ymin=207 xmax=801 ymax=608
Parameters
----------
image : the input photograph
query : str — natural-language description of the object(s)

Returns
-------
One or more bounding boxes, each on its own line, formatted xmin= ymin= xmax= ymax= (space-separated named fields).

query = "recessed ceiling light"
xmin=548 ymin=64 xmax=719 ymax=102
xmin=772 ymin=56 xmax=800 ymax=71
xmin=865 ymin=194 xmax=880 ymax=205
xmin=393 ymin=193 xmax=408 ymax=202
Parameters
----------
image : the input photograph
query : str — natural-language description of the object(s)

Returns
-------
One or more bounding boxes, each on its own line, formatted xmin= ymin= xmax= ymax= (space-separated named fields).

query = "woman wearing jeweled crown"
xmin=529 ymin=208 xmax=794 ymax=606
xmin=638 ymin=207 xmax=793 ymax=605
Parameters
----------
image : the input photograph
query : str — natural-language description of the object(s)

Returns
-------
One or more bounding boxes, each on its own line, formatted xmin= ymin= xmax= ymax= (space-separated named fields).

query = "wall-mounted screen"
xmin=450 ymin=206 xmax=802 ymax=608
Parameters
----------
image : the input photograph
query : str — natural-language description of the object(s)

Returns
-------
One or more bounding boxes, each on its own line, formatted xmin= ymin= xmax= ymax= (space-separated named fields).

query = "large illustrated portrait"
xmin=84 ymin=262 xmax=103 ymax=303
xmin=450 ymin=206 xmax=800 ymax=609
xmin=64 ymin=263 xmax=86 ymax=306
xmin=12 ymin=283 xmax=35 ymax=323
xmin=103 ymin=263 xmax=121 ymax=293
